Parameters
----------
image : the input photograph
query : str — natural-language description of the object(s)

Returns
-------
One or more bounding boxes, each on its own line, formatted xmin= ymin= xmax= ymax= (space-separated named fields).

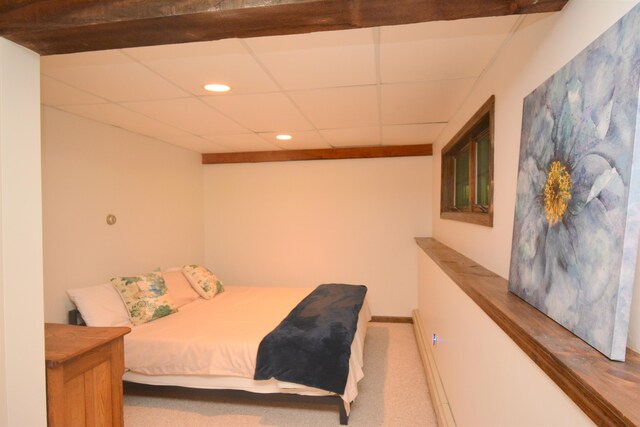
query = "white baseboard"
xmin=412 ymin=309 xmax=456 ymax=427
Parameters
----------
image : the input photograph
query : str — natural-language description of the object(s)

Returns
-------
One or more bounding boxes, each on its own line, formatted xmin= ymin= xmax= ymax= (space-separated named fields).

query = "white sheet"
xmin=123 ymin=286 xmax=371 ymax=408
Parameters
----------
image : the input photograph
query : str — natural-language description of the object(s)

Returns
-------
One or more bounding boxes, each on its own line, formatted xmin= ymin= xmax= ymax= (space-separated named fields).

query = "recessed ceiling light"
xmin=204 ymin=83 xmax=231 ymax=92
xmin=276 ymin=134 xmax=293 ymax=141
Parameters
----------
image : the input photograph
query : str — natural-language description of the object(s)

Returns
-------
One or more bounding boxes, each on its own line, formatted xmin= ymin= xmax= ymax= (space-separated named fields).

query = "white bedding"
xmin=123 ymin=286 xmax=371 ymax=409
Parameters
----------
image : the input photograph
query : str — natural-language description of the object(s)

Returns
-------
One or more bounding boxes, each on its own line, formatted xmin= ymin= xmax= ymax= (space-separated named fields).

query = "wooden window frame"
xmin=440 ymin=96 xmax=494 ymax=227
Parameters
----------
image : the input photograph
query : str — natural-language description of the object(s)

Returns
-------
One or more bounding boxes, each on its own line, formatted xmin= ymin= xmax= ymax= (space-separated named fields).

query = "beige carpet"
xmin=123 ymin=323 xmax=437 ymax=426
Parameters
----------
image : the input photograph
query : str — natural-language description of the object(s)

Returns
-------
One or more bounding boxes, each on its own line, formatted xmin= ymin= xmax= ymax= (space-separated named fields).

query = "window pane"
xmin=454 ymin=147 xmax=469 ymax=209
xmin=440 ymin=95 xmax=493 ymax=226
xmin=476 ymin=132 xmax=490 ymax=206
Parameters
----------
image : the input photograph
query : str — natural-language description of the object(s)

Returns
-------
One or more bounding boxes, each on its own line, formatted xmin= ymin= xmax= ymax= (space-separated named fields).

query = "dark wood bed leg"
xmin=339 ymin=398 xmax=349 ymax=425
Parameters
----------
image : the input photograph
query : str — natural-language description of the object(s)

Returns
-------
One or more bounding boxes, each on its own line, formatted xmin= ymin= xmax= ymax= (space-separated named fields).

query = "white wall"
xmin=417 ymin=252 xmax=593 ymax=426
xmin=41 ymin=107 xmax=205 ymax=323
xmin=203 ymin=156 xmax=431 ymax=316
xmin=429 ymin=0 xmax=640 ymax=351
xmin=0 ymin=38 xmax=47 ymax=427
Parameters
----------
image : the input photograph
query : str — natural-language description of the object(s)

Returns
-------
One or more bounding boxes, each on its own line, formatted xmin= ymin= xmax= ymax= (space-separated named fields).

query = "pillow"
xmin=66 ymin=283 xmax=132 ymax=327
xmin=181 ymin=265 xmax=224 ymax=299
xmin=162 ymin=270 xmax=200 ymax=307
xmin=111 ymin=271 xmax=178 ymax=325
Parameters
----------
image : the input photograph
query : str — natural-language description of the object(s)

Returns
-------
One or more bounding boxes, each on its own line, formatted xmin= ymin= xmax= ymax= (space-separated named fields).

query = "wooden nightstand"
xmin=45 ymin=323 xmax=130 ymax=427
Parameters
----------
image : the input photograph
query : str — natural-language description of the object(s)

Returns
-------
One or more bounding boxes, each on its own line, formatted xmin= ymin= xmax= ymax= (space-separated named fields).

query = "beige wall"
xmin=418 ymin=0 xmax=640 ymax=424
xmin=430 ymin=0 xmax=640 ymax=351
xmin=417 ymin=252 xmax=594 ymax=426
xmin=41 ymin=107 xmax=205 ymax=323
xmin=203 ymin=157 xmax=431 ymax=316
xmin=0 ymin=38 xmax=47 ymax=426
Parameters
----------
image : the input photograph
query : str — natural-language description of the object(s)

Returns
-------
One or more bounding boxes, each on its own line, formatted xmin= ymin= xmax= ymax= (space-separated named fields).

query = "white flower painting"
xmin=508 ymin=3 xmax=640 ymax=361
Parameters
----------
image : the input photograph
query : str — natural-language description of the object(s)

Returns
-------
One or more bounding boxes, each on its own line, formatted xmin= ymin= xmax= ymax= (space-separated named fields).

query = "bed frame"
xmin=68 ymin=309 xmax=350 ymax=424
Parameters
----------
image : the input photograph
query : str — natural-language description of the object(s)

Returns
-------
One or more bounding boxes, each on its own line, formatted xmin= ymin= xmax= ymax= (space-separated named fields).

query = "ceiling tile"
xmin=124 ymin=39 xmax=279 ymax=95
xmin=203 ymin=133 xmax=280 ymax=152
xmin=289 ymin=86 xmax=379 ymax=130
xmin=42 ymin=49 xmax=131 ymax=68
xmin=382 ymin=123 xmax=447 ymax=145
xmin=41 ymin=75 xmax=106 ymax=106
xmin=259 ymin=130 xmax=331 ymax=150
xmin=123 ymin=98 xmax=248 ymax=135
xmin=381 ymin=79 xmax=475 ymax=125
xmin=156 ymin=135 xmax=232 ymax=153
xmin=202 ymin=92 xmax=313 ymax=132
xmin=40 ymin=17 xmax=515 ymax=156
xmin=56 ymin=104 xmax=189 ymax=138
xmin=319 ymin=127 xmax=381 ymax=147
xmin=380 ymin=16 xmax=519 ymax=83
xmin=41 ymin=50 xmax=188 ymax=102
xmin=246 ymin=28 xmax=376 ymax=90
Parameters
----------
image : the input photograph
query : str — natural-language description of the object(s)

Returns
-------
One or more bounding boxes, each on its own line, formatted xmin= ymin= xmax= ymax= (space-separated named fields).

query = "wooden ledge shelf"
xmin=415 ymin=237 xmax=640 ymax=426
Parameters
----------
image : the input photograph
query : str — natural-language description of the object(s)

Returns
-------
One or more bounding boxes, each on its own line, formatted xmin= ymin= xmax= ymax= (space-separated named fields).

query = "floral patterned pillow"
xmin=111 ymin=271 xmax=178 ymax=325
xmin=181 ymin=265 xmax=224 ymax=299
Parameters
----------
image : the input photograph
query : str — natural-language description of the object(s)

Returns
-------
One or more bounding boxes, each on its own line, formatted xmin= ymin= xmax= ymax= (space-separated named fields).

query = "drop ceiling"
xmin=41 ymin=15 xmax=522 ymax=154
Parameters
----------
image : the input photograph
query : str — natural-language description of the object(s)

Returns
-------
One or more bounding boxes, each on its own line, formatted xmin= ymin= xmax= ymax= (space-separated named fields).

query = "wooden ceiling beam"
xmin=1 ymin=0 xmax=569 ymax=55
xmin=202 ymin=144 xmax=433 ymax=164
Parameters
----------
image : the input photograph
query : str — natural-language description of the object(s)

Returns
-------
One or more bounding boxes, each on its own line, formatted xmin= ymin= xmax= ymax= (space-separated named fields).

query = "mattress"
xmin=122 ymin=286 xmax=371 ymax=410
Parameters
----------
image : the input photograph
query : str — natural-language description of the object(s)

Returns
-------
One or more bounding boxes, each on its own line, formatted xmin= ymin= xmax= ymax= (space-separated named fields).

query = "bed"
xmin=67 ymin=267 xmax=371 ymax=424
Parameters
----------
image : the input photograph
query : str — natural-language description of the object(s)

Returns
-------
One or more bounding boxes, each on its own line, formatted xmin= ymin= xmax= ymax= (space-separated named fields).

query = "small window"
xmin=441 ymin=96 xmax=494 ymax=226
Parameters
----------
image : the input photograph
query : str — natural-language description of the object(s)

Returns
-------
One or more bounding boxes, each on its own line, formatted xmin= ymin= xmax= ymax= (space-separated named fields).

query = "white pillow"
xmin=162 ymin=270 xmax=200 ymax=307
xmin=66 ymin=283 xmax=132 ymax=327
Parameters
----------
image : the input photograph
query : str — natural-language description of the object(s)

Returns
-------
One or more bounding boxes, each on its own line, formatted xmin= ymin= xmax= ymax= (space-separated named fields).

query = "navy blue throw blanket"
xmin=254 ymin=283 xmax=367 ymax=395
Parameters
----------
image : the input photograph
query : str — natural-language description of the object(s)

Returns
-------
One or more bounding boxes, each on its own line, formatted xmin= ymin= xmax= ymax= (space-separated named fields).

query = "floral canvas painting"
xmin=509 ymin=4 xmax=640 ymax=361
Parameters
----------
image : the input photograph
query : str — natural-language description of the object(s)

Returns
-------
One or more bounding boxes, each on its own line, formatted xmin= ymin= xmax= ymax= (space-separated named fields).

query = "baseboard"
xmin=370 ymin=316 xmax=413 ymax=323
xmin=412 ymin=309 xmax=456 ymax=427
